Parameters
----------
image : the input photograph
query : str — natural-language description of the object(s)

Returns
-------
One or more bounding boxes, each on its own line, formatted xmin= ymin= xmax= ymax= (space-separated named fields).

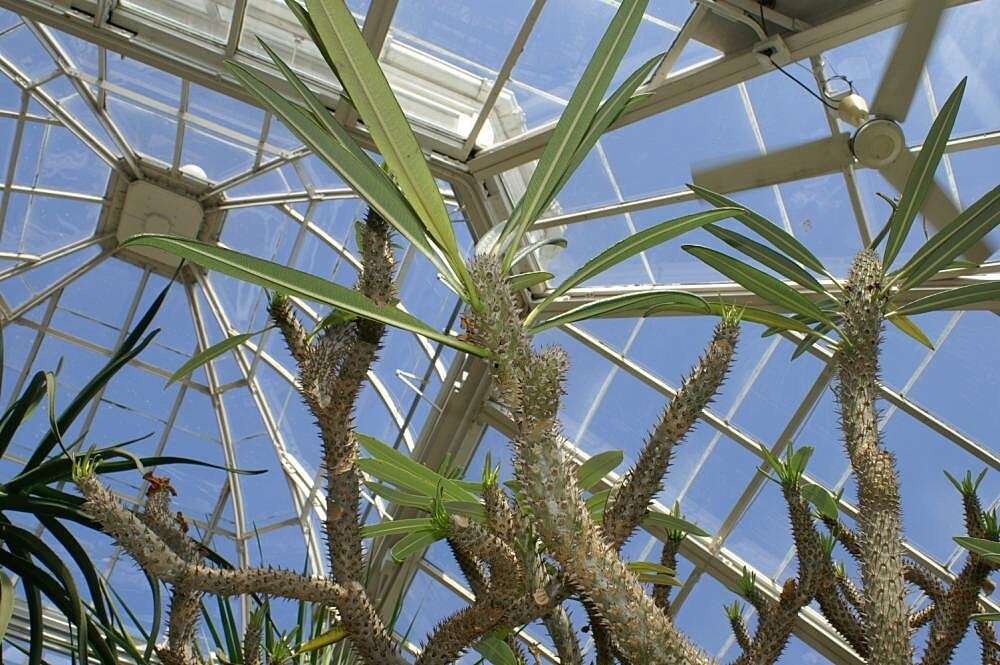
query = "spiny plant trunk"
xmin=835 ymin=249 xmax=910 ymax=664
xmin=463 ymin=255 xmax=713 ymax=664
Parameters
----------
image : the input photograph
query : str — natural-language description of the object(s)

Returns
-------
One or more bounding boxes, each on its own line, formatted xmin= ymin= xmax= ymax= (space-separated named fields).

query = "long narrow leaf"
xmin=295 ymin=625 xmax=349 ymax=654
xmin=538 ymin=53 xmax=663 ymax=222
xmin=390 ymin=529 xmax=439 ymax=563
xmin=705 ymin=224 xmax=828 ymax=295
xmin=357 ymin=433 xmax=479 ymax=502
xmin=499 ymin=0 xmax=651 ymax=262
xmin=170 ymin=326 xmax=272 ymax=385
xmin=25 ymin=330 xmax=158 ymax=470
xmin=7 ymin=452 xmax=263 ymax=494
xmin=364 ymin=482 xmax=431 ymax=510
xmin=887 ymin=313 xmax=934 ymax=349
xmin=473 ymin=633 xmax=519 ymax=665
xmin=0 ymin=573 xmax=14 ymax=641
xmin=954 ymin=536 xmax=1000 ymax=562
xmin=122 ymin=235 xmax=487 ymax=356
xmin=642 ymin=511 xmax=709 ymax=538
xmin=576 ymin=450 xmax=623 ymax=491
xmin=507 ymin=271 xmax=552 ymax=291
xmin=304 ymin=0 xmax=462 ymax=273
xmin=0 ymin=372 xmax=46 ymax=459
xmin=898 ymin=183 xmax=1000 ymax=290
xmin=526 ymin=208 xmax=739 ymax=325
xmin=883 ymin=79 xmax=966 ymax=268
xmin=529 ymin=291 xmax=708 ymax=333
xmin=224 ymin=60 xmax=463 ymax=294
xmin=645 ymin=301 xmax=829 ymax=338
xmin=510 ymin=237 xmax=567 ymax=267
xmin=690 ymin=185 xmax=828 ymax=275
xmin=360 ymin=518 xmax=434 ymax=539
xmin=280 ymin=0 xmax=347 ymax=102
xmin=683 ymin=245 xmax=834 ymax=325
xmin=894 ymin=281 xmax=1000 ymax=316
xmin=38 ymin=517 xmax=110 ymax=625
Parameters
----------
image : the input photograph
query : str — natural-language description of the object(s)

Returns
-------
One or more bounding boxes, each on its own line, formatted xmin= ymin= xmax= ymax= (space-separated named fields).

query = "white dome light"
xmin=179 ymin=163 xmax=208 ymax=180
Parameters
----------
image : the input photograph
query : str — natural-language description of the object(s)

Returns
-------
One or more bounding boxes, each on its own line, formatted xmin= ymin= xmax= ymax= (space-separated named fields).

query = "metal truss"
xmin=0 ymin=0 xmax=998 ymax=663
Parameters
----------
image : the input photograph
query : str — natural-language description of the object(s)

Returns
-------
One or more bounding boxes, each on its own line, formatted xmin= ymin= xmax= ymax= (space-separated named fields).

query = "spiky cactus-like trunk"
xmin=836 ymin=249 xmax=911 ymax=664
xmin=463 ymin=255 xmax=713 ymax=664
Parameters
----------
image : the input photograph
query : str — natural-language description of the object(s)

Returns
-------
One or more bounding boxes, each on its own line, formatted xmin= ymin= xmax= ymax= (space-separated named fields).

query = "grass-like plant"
xmin=0 ymin=279 xmax=263 ymax=664
xmin=74 ymin=0 xmax=1000 ymax=663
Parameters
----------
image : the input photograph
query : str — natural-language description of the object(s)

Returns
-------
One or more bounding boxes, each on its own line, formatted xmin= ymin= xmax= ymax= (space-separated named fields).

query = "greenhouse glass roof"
xmin=0 ymin=0 xmax=998 ymax=662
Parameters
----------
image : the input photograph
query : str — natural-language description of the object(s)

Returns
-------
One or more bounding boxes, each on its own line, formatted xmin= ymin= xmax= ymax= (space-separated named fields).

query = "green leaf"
xmin=280 ymin=0 xmax=345 ymax=95
xmin=43 ymin=371 xmax=68 ymax=458
xmin=791 ymin=321 xmax=835 ymax=359
xmin=801 ymin=482 xmax=839 ymax=520
xmin=475 ymin=222 xmax=508 ymax=257
xmin=21 ymin=573 xmax=43 ymax=665
xmin=704 ymin=224 xmax=827 ymax=295
xmin=529 ymin=291 xmax=708 ymax=334
xmin=507 ymin=271 xmax=553 ymax=291
xmin=954 ymin=536 xmax=1000 ymax=562
xmin=683 ymin=245 xmax=834 ymax=325
xmin=973 ymin=613 xmax=1000 ymax=622
xmin=526 ymin=209 xmax=739 ymax=325
xmin=0 ymin=371 xmax=46 ymax=460
xmin=787 ymin=445 xmax=814 ymax=476
xmin=642 ymin=511 xmax=709 ymax=538
xmin=887 ymin=313 xmax=934 ymax=350
xmin=169 ymin=326 xmax=272 ymax=385
xmin=627 ymin=561 xmax=681 ymax=586
xmin=38 ymin=517 xmax=110 ymax=626
xmin=391 ymin=529 xmax=439 ymax=563
xmin=357 ymin=434 xmax=478 ymax=502
xmin=883 ymin=79 xmax=966 ymax=268
xmin=689 ymin=185 xmax=828 ymax=275
xmin=498 ymin=0 xmax=651 ymax=263
xmin=540 ymin=53 xmax=664 ymax=218
xmin=898 ymin=183 xmax=1000 ymax=290
xmin=586 ymin=489 xmax=612 ymax=517
xmin=123 ymin=235 xmax=487 ymax=356
xmin=576 ymin=450 xmax=623 ymax=491
xmin=0 ymin=572 xmax=14 ymax=641
xmin=473 ymin=632 xmax=519 ymax=665
xmin=307 ymin=307 xmax=356 ymax=342
xmin=443 ymin=501 xmax=487 ymax=521
xmin=304 ymin=0 xmax=463 ymax=275
xmin=894 ymin=281 xmax=1000 ymax=317
xmin=294 ymin=625 xmax=348 ymax=654
xmin=224 ymin=60 xmax=463 ymax=294
xmin=6 ymin=451 xmax=263 ymax=494
xmin=510 ymin=237 xmax=568 ymax=267
xmin=25 ymin=274 xmax=172 ymax=470
xmin=364 ymin=482 xmax=430 ymax=510
xmin=645 ymin=300 xmax=829 ymax=339
xmin=360 ymin=518 xmax=434 ymax=539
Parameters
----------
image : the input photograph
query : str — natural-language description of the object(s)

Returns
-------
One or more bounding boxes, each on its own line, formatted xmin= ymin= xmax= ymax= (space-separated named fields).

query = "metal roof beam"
xmin=0 ymin=0 xmax=472 ymax=174
xmin=467 ymin=0 xmax=977 ymax=177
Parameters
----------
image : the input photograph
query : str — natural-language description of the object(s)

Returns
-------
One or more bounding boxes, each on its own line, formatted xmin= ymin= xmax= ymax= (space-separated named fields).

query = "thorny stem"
xmin=835 ymin=249 xmax=911 ymax=664
xmin=271 ymin=208 xmax=399 ymax=663
xmin=464 ymin=255 xmax=713 ymax=664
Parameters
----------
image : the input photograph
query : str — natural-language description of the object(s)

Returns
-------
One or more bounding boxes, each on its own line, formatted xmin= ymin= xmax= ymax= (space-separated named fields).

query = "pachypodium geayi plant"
xmin=69 ymin=0 xmax=1000 ymax=664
